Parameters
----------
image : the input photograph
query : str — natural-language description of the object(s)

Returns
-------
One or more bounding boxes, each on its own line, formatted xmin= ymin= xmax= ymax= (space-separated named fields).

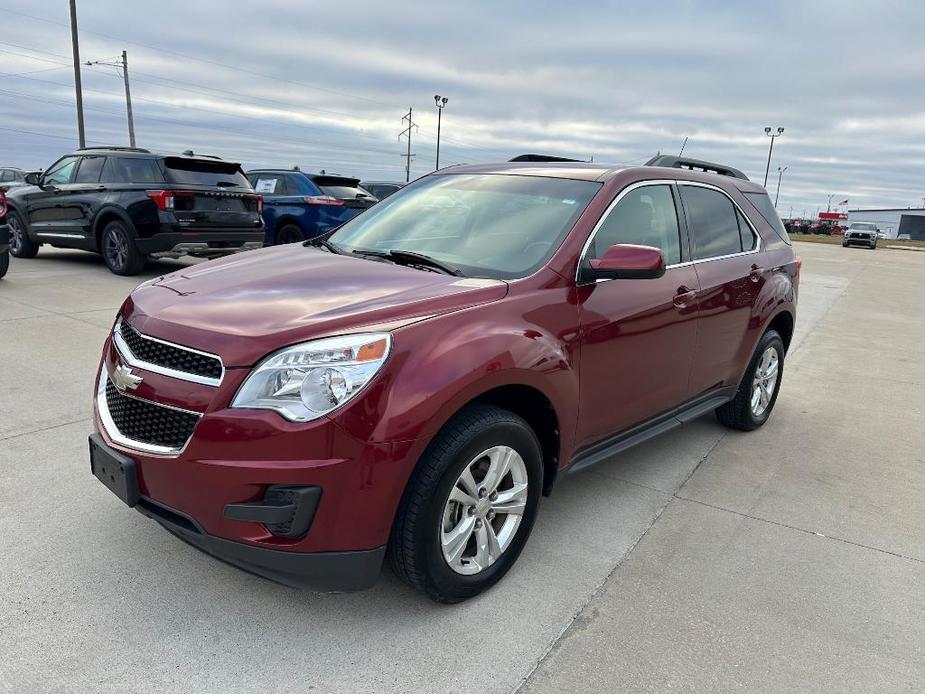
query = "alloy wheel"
xmin=104 ymin=227 xmax=128 ymax=270
xmin=751 ymin=346 xmax=779 ymax=417
xmin=440 ymin=445 xmax=528 ymax=575
xmin=8 ymin=215 xmax=23 ymax=253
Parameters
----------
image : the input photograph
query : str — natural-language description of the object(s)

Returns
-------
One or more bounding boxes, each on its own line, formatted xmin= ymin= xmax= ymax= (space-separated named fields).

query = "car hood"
xmin=124 ymin=245 xmax=508 ymax=366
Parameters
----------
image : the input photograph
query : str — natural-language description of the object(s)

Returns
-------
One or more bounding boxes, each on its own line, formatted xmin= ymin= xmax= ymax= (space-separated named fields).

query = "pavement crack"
xmin=0 ymin=418 xmax=90 ymax=443
xmin=674 ymin=495 xmax=925 ymax=565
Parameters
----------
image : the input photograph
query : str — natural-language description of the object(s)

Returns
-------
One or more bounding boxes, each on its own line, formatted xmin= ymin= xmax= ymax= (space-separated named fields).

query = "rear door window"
xmin=737 ymin=209 xmax=757 ymax=251
xmin=682 ymin=185 xmax=745 ymax=260
xmin=102 ymin=157 xmax=164 ymax=184
xmin=73 ymin=156 xmax=106 ymax=183
xmin=163 ymin=158 xmax=250 ymax=187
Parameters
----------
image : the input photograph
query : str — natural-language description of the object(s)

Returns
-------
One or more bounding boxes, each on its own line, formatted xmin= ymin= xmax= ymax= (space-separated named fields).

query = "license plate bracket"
xmin=89 ymin=433 xmax=140 ymax=507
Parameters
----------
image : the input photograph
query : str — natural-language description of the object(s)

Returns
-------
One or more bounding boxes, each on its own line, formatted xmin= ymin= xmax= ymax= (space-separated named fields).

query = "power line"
xmin=0 ymin=37 xmax=505 ymax=159
xmin=0 ymin=5 xmax=394 ymax=108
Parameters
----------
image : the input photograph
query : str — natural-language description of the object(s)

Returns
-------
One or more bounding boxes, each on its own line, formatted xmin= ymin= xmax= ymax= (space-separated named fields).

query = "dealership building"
xmin=847 ymin=208 xmax=925 ymax=240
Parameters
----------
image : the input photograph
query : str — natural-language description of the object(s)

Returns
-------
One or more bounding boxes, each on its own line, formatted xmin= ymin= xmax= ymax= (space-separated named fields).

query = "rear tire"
xmin=101 ymin=220 xmax=145 ymax=275
xmin=0 ymin=251 xmax=8 ymax=279
xmin=7 ymin=211 xmax=39 ymax=259
xmin=275 ymin=224 xmax=304 ymax=245
xmin=716 ymin=330 xmax=785 ymax=432
xmin=388 ymin=404 xmax=543 ymax=603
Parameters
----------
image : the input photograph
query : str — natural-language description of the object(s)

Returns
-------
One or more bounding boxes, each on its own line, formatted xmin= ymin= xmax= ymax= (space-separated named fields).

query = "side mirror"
xmin=24 ymin=172 xmax=42 ymax=186
xmin=583 ymin=243 xmax=666 ymax=281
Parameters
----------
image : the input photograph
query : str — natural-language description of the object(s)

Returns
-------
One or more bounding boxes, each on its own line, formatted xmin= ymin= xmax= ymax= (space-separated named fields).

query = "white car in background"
xmin=843 ymin=222 xmax=879 ymax=249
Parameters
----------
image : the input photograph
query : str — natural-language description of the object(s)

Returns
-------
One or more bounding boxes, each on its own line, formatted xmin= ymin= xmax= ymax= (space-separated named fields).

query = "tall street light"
xmin=774 ymin=165 xmax=789 ymax=207
xmin=763 ymin=126 xmax=784 ymax=187
xmin=434 ymin=94 xmax=448 ymax=170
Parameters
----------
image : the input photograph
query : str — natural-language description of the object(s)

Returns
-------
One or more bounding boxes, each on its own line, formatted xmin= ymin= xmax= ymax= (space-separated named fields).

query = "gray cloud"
xmin=1 ymin=0 xmax=924 ymax=214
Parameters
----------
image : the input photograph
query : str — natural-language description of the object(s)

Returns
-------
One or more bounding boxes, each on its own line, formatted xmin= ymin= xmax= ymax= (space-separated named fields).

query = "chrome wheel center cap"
xmin=475 ymin=498 xmax=492 ymax=516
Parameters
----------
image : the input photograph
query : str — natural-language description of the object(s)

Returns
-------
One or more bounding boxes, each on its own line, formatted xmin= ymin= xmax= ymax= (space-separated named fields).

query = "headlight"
xmin=231 ymin=333 xmax=391 ymax=422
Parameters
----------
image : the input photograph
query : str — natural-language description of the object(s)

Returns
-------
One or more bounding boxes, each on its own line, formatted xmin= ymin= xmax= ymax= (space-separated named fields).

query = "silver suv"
xmin=843 ymin=222 xmax=878 ymax=249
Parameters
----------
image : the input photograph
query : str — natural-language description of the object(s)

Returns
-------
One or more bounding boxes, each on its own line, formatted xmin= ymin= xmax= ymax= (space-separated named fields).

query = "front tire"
xmin=7 ymin=211 xmax=39 ymax=258
xmin=716 ymin=329 xmax=785 ymax=431
xmin=388 ymin=404 xmax=543 ymax=603
xmin=0 ymin=251 xmax=8 ymax=279
xmin=101 ymin=220 xmax=145 ymax=275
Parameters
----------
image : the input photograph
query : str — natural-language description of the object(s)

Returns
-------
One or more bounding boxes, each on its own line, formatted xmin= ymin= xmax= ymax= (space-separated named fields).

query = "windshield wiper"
xmin=388 ymin=250 xmax=463 ymax=276
xmin=303 ymin=235 xmax=343 ymax=254
xmin=350 ymin=248 xmax=462 ymax=276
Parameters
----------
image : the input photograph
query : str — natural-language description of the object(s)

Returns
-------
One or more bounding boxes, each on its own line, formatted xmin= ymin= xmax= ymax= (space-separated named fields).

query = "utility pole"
xmin=87 ymin=51 xmax=136 ymax=147
xmin=398 ymin=107 xmax=418 ymax=183
xmin=827 ymin=193 xmax=834 ymax=212
xmin=68 ymin=0 xmax=86 ymax=147
xmin=762 ymin=126 xmax=784 ymax=187
xmin=774 ymin=165 xmax=788 ymax=207
xmin=434 ymin=95 xmax=448 ymax=170
xmin=121 ymin=51 xmax=135 ymax=147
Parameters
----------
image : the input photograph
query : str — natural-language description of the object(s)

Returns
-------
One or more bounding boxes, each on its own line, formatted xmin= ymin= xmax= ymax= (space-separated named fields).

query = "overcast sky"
xmin=1 ymin=1 xmax=923 ymax=215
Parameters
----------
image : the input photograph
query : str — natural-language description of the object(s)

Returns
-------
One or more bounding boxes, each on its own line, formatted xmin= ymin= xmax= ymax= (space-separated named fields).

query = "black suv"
xmin=5 ymin=147 xmax=265 ymax=275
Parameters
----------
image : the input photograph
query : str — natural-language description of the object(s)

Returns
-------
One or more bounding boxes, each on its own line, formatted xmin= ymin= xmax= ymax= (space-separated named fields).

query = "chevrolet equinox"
xmin=89 ymin=154 xmax=799 ymax=602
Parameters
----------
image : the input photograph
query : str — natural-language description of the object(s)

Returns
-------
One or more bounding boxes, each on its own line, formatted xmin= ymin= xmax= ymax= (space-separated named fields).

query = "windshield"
xmin=329 ymin=174 xmax=601 ymax=279
xmin=850 ymin=223 xmax=877 ymax=231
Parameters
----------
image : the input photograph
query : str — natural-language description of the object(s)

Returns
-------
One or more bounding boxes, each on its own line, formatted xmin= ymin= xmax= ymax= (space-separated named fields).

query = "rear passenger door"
xmin=678 ymin=183 xmax=763 ymax=396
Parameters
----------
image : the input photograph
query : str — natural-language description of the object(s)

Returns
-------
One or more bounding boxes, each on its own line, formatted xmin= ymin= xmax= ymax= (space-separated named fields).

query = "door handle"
xmin=673 ymin=285 xmax=697 ymax=308
xmin=749 ymin=264 xmax=764 ymax=283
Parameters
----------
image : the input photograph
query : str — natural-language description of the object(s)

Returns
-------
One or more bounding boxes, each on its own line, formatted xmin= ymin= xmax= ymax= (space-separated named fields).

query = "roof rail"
xmin=509 ymin=154 xmax=584 ymax=163
xmin=645 ymin=155 xmax=749 ymax=181
xmin=76 ymin=146 xmax=151 ymax=153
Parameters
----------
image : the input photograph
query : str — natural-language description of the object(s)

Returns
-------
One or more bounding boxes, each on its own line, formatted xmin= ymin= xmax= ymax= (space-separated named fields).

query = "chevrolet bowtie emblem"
xmin=111 ymin=363 xmax=143 ymax=391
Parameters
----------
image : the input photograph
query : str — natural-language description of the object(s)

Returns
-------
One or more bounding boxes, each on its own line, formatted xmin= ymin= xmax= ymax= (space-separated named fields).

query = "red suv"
xmin=89 ymin=155 xmax=799 ymax=602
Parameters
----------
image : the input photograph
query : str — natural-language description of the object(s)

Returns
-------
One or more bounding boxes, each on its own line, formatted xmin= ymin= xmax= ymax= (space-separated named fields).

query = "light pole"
xmin=774 ymin=166 xmax=788 ymax=207
xmin=86 ymin=51 xmax=135 ymax=147
xmin=763 ymin=126 xmax=784 ymax=187
xmin=827 ymin=193 xmax=835 ymax=212
xmin=434 ymin=94 xmax=448 ymax=170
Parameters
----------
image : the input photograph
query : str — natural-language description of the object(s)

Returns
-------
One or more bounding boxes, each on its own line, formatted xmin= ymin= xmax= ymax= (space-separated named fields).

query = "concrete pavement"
xmin=0 ymin=242 xmax=922 ymax=693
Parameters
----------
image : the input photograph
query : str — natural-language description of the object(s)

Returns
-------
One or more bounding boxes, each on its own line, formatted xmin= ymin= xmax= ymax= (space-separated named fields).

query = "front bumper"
xmin=139 ymin=493 xmax=386 ymax=591
xmin=844 ymin=235 xmax=874 ymax=245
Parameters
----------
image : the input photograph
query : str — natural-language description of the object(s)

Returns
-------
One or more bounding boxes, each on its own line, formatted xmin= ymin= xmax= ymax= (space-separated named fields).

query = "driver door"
xmin=23 ymin=156 xmax=80 ymax=237
xmin=575 ymin=181 xmax=700 ymax=446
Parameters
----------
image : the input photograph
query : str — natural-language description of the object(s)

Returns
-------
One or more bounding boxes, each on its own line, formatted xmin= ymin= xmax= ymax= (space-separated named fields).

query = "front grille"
xmin=119 ymin=321 xmax=222 ymax=381
xmin=104 ymin=380 xmax=199 ymax=452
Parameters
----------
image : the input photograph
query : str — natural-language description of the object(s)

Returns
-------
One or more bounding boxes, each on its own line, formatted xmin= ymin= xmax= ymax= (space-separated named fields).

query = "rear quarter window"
xmin=744 ymin=191 xmax=790 ymax=244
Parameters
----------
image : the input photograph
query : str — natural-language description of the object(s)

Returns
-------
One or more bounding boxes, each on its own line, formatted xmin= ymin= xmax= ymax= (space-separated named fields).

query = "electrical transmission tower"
xmin=398 ymin=107 xmax=418 ymax=183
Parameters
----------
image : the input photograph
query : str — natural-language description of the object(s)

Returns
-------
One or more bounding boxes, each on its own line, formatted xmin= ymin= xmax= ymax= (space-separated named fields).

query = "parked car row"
xmin=1 ymin=147 xmax=405 ymax=275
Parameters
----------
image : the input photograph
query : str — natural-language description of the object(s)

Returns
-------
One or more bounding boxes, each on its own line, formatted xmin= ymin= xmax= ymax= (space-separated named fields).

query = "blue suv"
xmin=246 ymin=169 xmax=377 ymax=244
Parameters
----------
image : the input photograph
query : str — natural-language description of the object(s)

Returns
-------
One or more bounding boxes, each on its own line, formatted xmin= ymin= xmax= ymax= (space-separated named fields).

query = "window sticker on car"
xmin=255 ymin=178 xmax=278 ymax=194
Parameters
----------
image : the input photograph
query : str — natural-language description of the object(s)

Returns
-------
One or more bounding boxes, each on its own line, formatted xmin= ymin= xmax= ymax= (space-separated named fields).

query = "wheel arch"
xmin=92 ymin=206 xmax=136 ymax=251
xmin=767 ymin=309 xmax=795 ymax=352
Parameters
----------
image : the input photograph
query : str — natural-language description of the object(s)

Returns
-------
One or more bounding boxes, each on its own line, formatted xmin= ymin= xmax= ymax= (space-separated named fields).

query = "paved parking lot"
xmin=1 ymin=243 xmax=923 ymax=693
